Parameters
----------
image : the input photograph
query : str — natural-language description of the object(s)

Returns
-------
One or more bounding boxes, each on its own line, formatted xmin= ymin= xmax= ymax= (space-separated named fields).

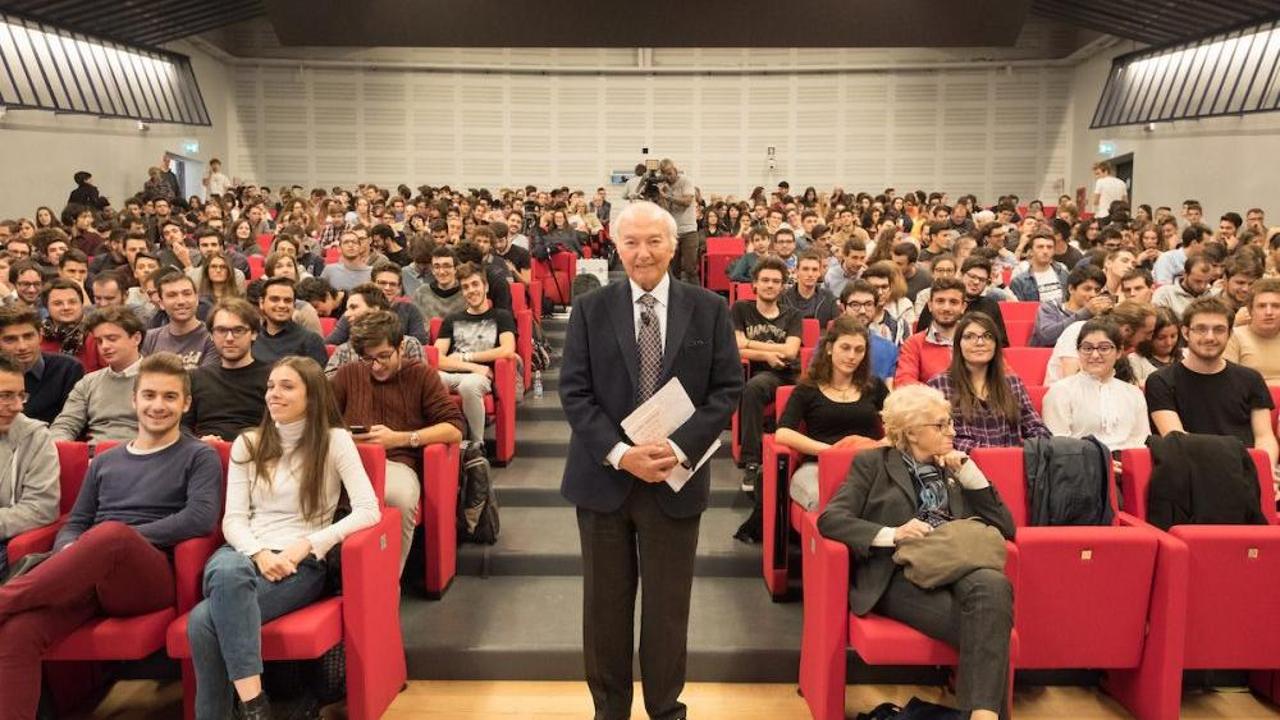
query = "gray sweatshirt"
xmin=0 ymin=413 xmax=60 ymax=539
xmin=49 ymin=361 xmax=141 ymax=443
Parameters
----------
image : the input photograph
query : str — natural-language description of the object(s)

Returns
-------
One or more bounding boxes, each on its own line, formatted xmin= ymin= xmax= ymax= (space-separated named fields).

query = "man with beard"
xmin=140 ymin=270 xmax=217 ymax=370
xmin=895 ymin=276 xmax=966 ymax=387
xmin=1146 ymin=297 xmax=1278 ymax=471
xmin=913 ymin=257 xmax=1008 ymax=346
xmin=251 ymin=277 xmax=327 ymax=367
xmin=185 ymin=299 xmax=271 ymax=442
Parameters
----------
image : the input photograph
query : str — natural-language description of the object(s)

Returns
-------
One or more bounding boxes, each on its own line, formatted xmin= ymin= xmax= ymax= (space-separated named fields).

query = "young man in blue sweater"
xmin=0 ymin=351 xmax=222 ymax=719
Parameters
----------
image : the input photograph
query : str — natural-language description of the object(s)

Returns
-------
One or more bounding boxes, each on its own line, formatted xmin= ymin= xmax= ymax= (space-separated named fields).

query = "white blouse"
xmin=1041 ymin=371 xmax=1151 ymax=451
xmin=223 ymin=421 xmax=381 ymax=559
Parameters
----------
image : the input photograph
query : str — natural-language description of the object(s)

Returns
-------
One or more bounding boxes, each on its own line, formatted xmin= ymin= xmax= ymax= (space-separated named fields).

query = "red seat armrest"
xmin=7 ymin=519 xmax=65 ymax=562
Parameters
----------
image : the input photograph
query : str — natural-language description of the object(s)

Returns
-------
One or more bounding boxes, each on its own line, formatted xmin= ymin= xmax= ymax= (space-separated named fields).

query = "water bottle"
xmin=533 ymin=370 xmax=543 ymax=399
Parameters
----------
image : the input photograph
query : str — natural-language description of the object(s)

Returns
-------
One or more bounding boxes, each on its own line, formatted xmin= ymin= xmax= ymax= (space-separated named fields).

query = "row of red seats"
xmin=5 ymin=438 xmax=449 ymax=719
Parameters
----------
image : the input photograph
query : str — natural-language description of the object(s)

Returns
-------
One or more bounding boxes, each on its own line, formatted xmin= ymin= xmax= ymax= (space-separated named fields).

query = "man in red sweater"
xmin=894 ymin=276 xmax=965 ymax=386
xmin=330 ymin=310 xmax=465 ymax=571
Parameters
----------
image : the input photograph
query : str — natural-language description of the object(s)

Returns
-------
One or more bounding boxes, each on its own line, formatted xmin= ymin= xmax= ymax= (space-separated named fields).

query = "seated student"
xmin=895 ymin=277 xmax=966 ymax=387
xmin=489 ymin=221 xmax=532 ymax=285
xmin=57 ymin=249 xmax=89 ymax=289
xmin=1009 ymin=231 xmax=1069 ymax=302
xmin=325 ymin=263 xmax=428 ymax=345
xmin=455 ymin=241 xmax=514 ymax=315
xmin=434 ymin=264 xmax=519 ymax=445
xmin=325 ymin=284 xmax=424 ymax=375
xmin=1217 ymin=253 xmax=1264 ymax=325
xmin=823 ymin=238 xmax=868 ymax=297
xmin=862 ymin=261 xmax=914 ymax=345
xmin=0 ymin=352 xmax=60 ymax=578
xmin=0 ymin=306 xmax=83 ymax=424
xmin=779 ymin=250 xmax=838 ymax=329
xmin=319 ymin=228 xmax=373 ymax=292
xmin=1046 ymin=301 xmax=1155 ymax=384
xmin=296 ymin=277 xmax=346 ymax=322
xmin=914 ymin=256 xmax=1009 ymax=346
xmin=727 ymin=228 xmax=771 ymax=283
xmin=38 ymin=278 xmax=100 ymax=370
xmin=1119 ymin=267 xmax=1155 ymax=305
xmin=50 ymin=306 xmax=147 ymax=442
xmin=90 ymin=270 xmax=127 ymax=309
xmin=909 ymin=251 xmax=952 ymax=317
xmin=927 ymin=312 xmax=1051 ymax=452
xmin=185 ymin=299 xmax=271 ymax=442
xmin=141 ymin=270 xmax=218 ymax=370
xmin=777 ymin=316 xmax=889 ymax=511
xmin=1152 ymin=255 xmax=1213 ymax=317
xmin=195 ymin=251 xmax=245 ymax=304
xmin=187 ymin=356 xmax=378 ymax=720
xmin=332 ymin=312 xmax=465 ymax=570
xmin=1225 ymin=277 xmax=1280 ymax=383
xmin=185 ymin=226 xmax=250 ymax=286
xmin=1030 ymin=265 xmax=1108 ymax=347
xmin=9 ymin=260 xmax=44 ymax=311
xmin=1042 ymin=318 xmax=1151 ymax=450
xmin=126 ymin=251 xmax=163 ymax=323
xmin=251 ymin=277 xmax=328 ymax=367
xmin=838 ymin=281 xmax=899 ymax=383
xmin=1129 ymin=306 xmax=1181 ymax=385
xmin=893 ymin=241 xmax=934 ymax=304
xmin=817 ymin=382 xmax=1015 ymax=720
xmin=734 ymin=256 xmax=803 ymax=491
xmin=412 ymin=246 xmax=467 ymax=321
xmin=1147 ymin=297 xmax=1279 ymax=473
xmin=0 ymin=352 xmax=221 ymax=718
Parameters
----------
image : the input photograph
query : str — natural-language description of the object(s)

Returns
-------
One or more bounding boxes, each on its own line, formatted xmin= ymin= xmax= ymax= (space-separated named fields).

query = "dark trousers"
xmin=0 ymin=522 xmax=174 ymax=720
xmin=739 ymin=370 xmax=787 ymax=466
xmin=676 ymin=230 xmax=700 ymax=283
xmin=874 ymin=567 xmax=1013 ymax=715
xmin=577 ymin=482 xmax=701 ymax=720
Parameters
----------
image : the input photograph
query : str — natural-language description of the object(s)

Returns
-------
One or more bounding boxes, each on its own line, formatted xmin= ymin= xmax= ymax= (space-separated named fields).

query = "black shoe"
xmin=740 ymin=464 xmax=760 ymax=493
xmin=281 ymin=692 xmax=321 ymax=720
xmin=734 ymin=502 xmax=763 ymax=544
xmin=241 ymin=693 xmax=273 ymax=720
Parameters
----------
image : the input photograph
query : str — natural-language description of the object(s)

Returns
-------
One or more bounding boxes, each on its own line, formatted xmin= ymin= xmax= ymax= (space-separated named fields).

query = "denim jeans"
xmin=0 ymin=541 xmax=8 ymax=580
xmin=188 ymin=545 xmax=328 ymax=720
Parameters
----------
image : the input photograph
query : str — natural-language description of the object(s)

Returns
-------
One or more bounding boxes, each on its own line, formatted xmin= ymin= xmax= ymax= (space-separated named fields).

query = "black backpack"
xmin=458 ymin=442 xmax=499 ymax=544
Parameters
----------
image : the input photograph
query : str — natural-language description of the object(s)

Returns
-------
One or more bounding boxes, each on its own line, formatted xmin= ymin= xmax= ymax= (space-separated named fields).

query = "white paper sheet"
xmin=620 ymin=378 xmax=718 ymax=492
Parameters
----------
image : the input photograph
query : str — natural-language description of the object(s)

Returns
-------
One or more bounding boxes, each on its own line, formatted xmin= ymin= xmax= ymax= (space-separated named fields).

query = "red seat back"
xmin=257 ymin=234 xmax=274 ymax=255
xmin=774 ymin=386 xmax=794 ymax=423
xmin=802 ymin=318 xmax=820 ymax=349
xmin=800 ymin=346 xmax=815 ymax=372
xmin=816 ymin=448 xmax=860 ymax=513
xmin=510 ymin=282 xmax=528 ymax=315
xmin=731 ymin=283 xmax=756 ymax=303
xmin=319 ymin=316 xmax=338 ymax=337
xmin=424 ymin=345 xmax=440 ymax=367
xmin=1025 ymin=384 xmax=1048 ymax=416
xmin=706 ymin=237 xmax=745 ymax=256
xmin=355 ymin=443 xmax=387 ymax=504
xmin=1006 ymin=320 xmax=1033 ymax=347
xmin=247 ymin=255 xmax=265 ymax=280
xmin=54 ymin=442 xmax=90 ymax=515
xmin=998 ymin=301 xmax=1041 ymax=324
xmin=971 ymin=447 xmax=1030 ymax=526
xmin=1270 ymin=385 xmax=1280 ymax=434
xmin=429 ymin=316 xmax=443 ymax=343
xmin=1004 ymin=347 xmax=1051 ymax=386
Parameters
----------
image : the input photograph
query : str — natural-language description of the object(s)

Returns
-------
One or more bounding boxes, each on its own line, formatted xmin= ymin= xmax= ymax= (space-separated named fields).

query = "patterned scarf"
xmin=41 ymin=318 xmax=85 ymax=356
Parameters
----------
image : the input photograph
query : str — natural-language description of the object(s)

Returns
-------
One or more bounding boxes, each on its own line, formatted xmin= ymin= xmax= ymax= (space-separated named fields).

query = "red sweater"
xmin=894 ymin=331 xmax=953 ymax=386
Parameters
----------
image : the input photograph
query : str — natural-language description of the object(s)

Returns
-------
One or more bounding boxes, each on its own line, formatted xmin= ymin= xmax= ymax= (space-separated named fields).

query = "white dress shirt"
xmin=1041 ymin=370 xmax=1151 ymax=450
xmin=606 ymin=274 xmax=689 ymax=470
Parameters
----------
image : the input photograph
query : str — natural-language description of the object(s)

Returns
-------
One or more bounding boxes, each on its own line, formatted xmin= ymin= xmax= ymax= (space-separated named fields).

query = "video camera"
xmin=637 ymin=158 xmax=663 ymax=202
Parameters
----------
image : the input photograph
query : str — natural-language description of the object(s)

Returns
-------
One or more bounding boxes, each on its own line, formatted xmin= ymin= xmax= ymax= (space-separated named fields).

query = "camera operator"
xmin=655 ymin=158 xmax=699 ymax=282
xmin=622 ymin=163 xmax=647 ymax=203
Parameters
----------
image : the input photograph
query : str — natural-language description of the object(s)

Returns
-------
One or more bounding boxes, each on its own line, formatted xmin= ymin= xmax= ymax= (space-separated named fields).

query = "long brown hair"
xmin=236 ymin=356 xmax=344 ymax=523
xmin=198 ymin=251 xmax=243 ymax=301
xmin=803 ymin=315 xmax=872 ymax=392
xmin=947 ymin=312 xmax=1020 ymax=423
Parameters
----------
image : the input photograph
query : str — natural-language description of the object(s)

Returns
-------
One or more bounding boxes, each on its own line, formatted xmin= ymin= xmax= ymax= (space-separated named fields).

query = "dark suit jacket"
xmin=559 ymin=278 xmax=743 ymax=518
xmin=818 ymin=447 xmax=1016 ymax=615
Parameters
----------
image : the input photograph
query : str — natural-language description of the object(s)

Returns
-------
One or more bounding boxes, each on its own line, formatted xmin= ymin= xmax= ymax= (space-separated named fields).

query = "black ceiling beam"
xmin=134 ymin=7 xmax=262 ymax=46
xmin=1030 ymin=4 xmax=1181 ymax=43
xmin=97 ymin=1 xmax=254 ymax=42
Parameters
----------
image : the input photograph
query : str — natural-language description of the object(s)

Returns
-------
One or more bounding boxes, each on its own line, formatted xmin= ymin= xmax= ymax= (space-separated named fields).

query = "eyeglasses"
xmin=917 ymin=418 xmax=955 ymax=432
xmin=0 ymin=391 xmax=27 ymax=405
xmin=963 ymin=272 xmax=990 ymax=283
xmin=360 ymin=349 xmax=399 ymax=366
xmin=1078 ymin=343 xmax=1117 ymax=355
xmin=960 ymin=331 xmax=995 ymax=344
xmin=211 ymin=326 xmax=251 ymax=339
xmin=844 ymin=300 xmax=876 ymax=310
xmin=1188 ymin=324 xmax=1229 ymax=337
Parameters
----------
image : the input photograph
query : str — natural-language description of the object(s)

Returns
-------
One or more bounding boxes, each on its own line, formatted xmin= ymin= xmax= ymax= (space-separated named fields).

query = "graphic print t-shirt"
xmin=439 ymin=307 xmax=517 ymax=359
xmin=731 ymin=300 xmax=802 ymax=377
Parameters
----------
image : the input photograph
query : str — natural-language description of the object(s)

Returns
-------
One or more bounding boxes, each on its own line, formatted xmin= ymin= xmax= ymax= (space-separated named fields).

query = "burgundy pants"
xmin=0 ymin=522 xmax=174 ymax=720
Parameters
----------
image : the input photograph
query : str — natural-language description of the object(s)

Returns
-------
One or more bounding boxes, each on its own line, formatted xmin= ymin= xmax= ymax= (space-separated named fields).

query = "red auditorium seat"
xmin=325 ymin=344 xmax=337 ymax=359
xmin=1120 ymin=447 xmax=1280 ymax=712
xmin=325 ymin=247 xmax=340 ymax=264
xmin=729 ymin=282 xmax=756 ymax=304
xmin=5 ymin=441 xmax=90 ymax=560
xmin=421 ymin=443 xmax=463 ymax=597
xmin=702 ymin=236 xmax=744 ymax=294
xmin=1005 ymin=320 xmax=1034 ymax=347
xmin=424 ymin=346 xmax=517 ymax=464
xmin=40 ymin=335 xmax=102 ymax=372
xmin=168 ymin=444 xmax=406 ymax=720
xmin=761 ymin=387 xmax=802 ymax=599
xmin=8 ymin=440 xmax=231 ymax=717
xmin=256 ymin=233 xmax=274 ymax=255
xmin=998 ymin=300 xmax=1041 ymax=324
xmin=972 ymin=448 xmax=1176 ymax=720
xmin=1270 ymin=386 xmax=1280 ymax=434
xmin=798 ymin=448 xmax=1018 ymax=720
xmin=1004 ymin=346 xmax=1051 ymax=386
xmin=1026 ymin=384 xmax=1048 ymax=415
xmin=801 ymin=318 xmax=821 ymax=349
xmin=247 ymin=255 xmax=265 ymax=280
xmin=510 ymin=281 xmax=534 ymax=389
xmin=319 ymin=315 xmax=338 ymax=338
xmin=532 ymin=252 xmax=575 ymax=308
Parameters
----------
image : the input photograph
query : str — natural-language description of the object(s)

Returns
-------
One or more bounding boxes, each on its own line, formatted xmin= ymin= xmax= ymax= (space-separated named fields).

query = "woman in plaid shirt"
xmin=927 ymin=312 xmax=1051 ymax=452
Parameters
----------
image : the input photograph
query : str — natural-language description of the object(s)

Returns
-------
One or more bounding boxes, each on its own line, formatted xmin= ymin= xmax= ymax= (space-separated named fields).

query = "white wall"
xmin=0 ymin=39 xmax=232 ymax=220
xmin=1069 ymin=45 xmax=1280 ymax=220
xmin=227 ymin=64 xmax=1074 ymax=203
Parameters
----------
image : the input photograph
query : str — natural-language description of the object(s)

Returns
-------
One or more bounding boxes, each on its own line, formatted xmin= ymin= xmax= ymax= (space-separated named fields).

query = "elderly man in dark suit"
xmin=560 ymin=201 xmax=742 ymax=720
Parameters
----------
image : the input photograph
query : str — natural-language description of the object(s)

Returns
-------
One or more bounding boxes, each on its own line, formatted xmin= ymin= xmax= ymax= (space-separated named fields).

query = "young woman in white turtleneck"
xmin=186 ymin=356 xmax=379 ymax=720
xmin=1042 ymin=319 xmax=1151 ymax=450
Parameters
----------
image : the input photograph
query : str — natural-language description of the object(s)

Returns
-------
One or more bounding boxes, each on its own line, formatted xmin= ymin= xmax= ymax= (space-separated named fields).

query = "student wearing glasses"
xmin=185 ymin=299 xmax=271 ymax=442
xmin=1041 ymin=318 xmax=1150 ymax=450
xmin=927 ymin=312 xmax=1050 ymax=452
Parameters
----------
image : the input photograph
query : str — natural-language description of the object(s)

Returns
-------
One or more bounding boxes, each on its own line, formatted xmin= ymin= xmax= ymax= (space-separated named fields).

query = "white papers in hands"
xmin=620 ymin=378 xmax=721 ymax=493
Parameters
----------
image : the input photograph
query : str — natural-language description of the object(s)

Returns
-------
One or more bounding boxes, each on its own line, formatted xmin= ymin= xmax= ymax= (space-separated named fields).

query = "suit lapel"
xmin=885 ymin=450 xmax=920 ymax=511
xmin=608 ymin=281 xmax=640 ymax=393
xmin=662 ymin=280 xmax=691 ymax=377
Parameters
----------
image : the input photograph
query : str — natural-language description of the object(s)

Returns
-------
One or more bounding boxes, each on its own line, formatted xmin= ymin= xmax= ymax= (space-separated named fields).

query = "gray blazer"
xmin=818 ymin=446 xmax=1016 ymax=615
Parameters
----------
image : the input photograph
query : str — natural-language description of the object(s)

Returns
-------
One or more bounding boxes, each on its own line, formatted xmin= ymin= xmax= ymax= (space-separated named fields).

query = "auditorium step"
xmin=494 ymin=456 xmax=751 ymax=509
xmin=400 ymin=575 xmax=801 ymax=682
xmin=456 ymin=505 xmax=759 ymax=578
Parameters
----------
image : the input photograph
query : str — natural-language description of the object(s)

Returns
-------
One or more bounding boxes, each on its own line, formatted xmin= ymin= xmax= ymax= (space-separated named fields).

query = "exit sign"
xmin=1098 ymin=141 xmax=1116 ymax=156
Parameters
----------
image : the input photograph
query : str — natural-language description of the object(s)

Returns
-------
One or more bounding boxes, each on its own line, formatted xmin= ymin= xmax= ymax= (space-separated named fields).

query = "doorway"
xmin=1110 ymin=152 xmax=1134 ymax=205
xmin=164 ymin=151 xmax=205 ymax=204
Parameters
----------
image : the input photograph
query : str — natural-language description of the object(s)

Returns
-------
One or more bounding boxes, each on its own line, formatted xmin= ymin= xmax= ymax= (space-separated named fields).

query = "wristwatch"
xmin=409 ymin=431 xmax=421 ymax=448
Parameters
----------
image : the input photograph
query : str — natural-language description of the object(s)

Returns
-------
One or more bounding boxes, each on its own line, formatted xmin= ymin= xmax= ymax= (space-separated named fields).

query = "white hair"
xmin=614 ymin=201 xmax=678 ymax=248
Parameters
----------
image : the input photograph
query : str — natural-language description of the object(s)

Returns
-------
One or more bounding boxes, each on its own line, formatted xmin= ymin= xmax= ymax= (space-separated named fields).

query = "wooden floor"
xmin=84 ymin=680 xmax=1280 ymax=719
